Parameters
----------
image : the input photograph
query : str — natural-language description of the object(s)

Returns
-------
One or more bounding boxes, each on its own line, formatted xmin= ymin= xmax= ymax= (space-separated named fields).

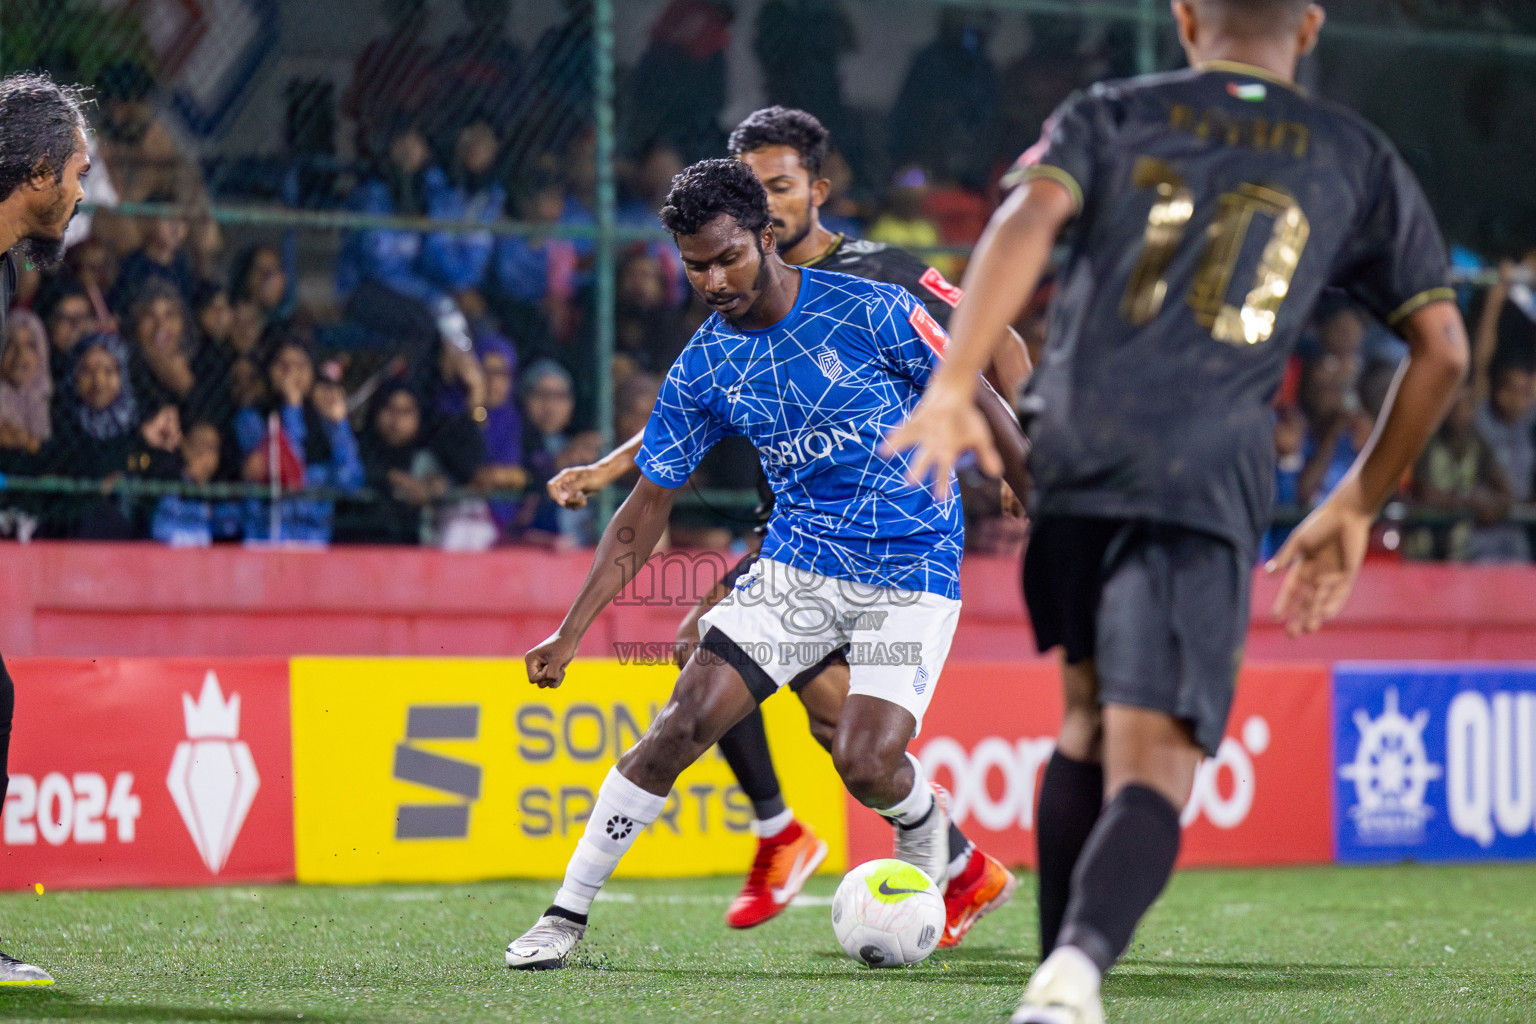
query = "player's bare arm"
xmin=976 ymin=375 xmax=1032 ymax=510
xmin=547 ymin=427 xmax=646 ymax=509
xmin=1269 ymin=301 xmax=1469 ymax=637
xmin=883 ymin=179 xmax=1076 ymax=498
xmin=525 ymin=476 xmax=677 ymax=686
xmin=986 ymin=324 xmax=1034 ymax=403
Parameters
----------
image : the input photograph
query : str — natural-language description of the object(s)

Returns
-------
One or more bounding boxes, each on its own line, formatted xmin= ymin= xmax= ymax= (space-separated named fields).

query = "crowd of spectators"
xmin=1262 ymin=260 xmax=1536 ymax=564
xmin=3 ymin=0 xmax=1534 ymax=563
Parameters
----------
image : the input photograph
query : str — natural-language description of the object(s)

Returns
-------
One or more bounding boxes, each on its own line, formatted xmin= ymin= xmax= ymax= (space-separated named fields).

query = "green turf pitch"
xmin=0 ymin=865 xmax=1532 ymax=1023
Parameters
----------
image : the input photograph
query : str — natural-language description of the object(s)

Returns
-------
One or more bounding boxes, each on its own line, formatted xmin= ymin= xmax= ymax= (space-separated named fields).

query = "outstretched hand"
xmin=881 ymin=385 xmax=1002 ymax=502
xmin=525 ymin=632 xmax=579 ymax=689
xmin=1266 ymin=482 xmax=1374 ymax=638
xmin=548 ymin=462 xmax=611 ymax=510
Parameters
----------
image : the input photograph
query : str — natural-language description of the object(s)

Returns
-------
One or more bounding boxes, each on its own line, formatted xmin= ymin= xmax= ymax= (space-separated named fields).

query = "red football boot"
xmin=725 ymin=820 xmax=828 ymax=929
xmin=939 ymin=847 xmax=1018 ymax=948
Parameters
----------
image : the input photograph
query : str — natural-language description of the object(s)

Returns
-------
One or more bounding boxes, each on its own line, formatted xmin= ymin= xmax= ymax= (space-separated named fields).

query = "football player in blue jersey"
xmin=505 ymin=158 xmax=1026 ymax=970
xmin=546 ymin=106 xmax=1028 ymax=944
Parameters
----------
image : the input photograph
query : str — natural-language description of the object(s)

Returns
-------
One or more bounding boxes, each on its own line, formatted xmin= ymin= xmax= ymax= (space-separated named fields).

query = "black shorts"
xmin=1022 ymin=515 xmax=1249 ymax=757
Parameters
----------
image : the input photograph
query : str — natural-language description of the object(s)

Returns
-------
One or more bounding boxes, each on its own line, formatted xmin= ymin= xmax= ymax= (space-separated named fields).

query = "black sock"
xmin=946 ymin=821 xmax=971 ymax=869
xmin=545 ymin=904 xmax=588 ymax=926
xmin=1057 ymin=784 xmax=1181 ymax=973
xmin=0 ymin=653 xmax=13 ymax=805
xmin=1036 ymin=750 xmax=1104 ymax=958
xmin=716 ymin=707 xmax=785 ymax=821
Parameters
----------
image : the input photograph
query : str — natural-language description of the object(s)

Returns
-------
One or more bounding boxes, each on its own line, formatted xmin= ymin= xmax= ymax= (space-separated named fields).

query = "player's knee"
xmin=657 ymin=703 xmax=715 ymax=761
xmin=831 ymin=729 xmax=903 ymax=804
xmin=621 ymin=695 xmax=711 ymax=783
xmin=1057 ymin=703 xmax=1103 ymax=762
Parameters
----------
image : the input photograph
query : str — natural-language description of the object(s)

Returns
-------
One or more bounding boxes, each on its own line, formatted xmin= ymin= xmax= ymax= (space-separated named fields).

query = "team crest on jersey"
xmin=919 ymin=267 xmax=963 ymax=307
xmin=815 ymin=345 xmax=849 ymax=384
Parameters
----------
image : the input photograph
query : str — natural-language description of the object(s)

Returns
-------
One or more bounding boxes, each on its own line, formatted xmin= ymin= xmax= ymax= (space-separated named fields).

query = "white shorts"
xmin=696 ymin=557 xmax=961 ymax=732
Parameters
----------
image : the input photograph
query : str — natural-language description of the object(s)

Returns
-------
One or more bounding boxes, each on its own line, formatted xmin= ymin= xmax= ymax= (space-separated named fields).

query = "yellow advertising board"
xmin=290 ymin=658 xmax=847 ymax=883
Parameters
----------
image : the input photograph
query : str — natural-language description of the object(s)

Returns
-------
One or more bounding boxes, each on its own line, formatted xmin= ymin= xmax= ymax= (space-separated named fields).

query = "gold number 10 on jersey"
xmin=1120 ymin=156 xmax=1311 ymax=346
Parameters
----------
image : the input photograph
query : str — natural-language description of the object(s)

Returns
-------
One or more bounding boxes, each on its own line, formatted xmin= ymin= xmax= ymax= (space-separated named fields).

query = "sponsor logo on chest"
xmin=759 ymin=419 xmax=864 ymax=469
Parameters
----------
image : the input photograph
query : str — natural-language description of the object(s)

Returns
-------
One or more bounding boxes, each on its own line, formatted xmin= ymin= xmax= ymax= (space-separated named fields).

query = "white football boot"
xmin=505 ymin=914 xmax=586 ymax=970
xmin=1010 ymin=946 xmax=1105 ymax=1024
xmin=892 ymin=783 xmax=952 ymax=890
xmin=0 ymin=949 xmax=52 ymax=986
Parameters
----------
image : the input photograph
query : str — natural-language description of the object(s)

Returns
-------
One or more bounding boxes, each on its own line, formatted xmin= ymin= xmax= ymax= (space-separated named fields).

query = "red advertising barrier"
xmin=4 ymin=542 xmax=1534 ymax=663
xmin=845 ymin=662 xmax=1333 ymax=869
xmin=0 ymin=658 xmax=294 ymax=889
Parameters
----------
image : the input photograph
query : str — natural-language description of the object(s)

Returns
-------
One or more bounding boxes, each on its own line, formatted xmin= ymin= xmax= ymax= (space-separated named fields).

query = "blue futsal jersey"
xmin=637 ymin=267 xmax=964 ymax=600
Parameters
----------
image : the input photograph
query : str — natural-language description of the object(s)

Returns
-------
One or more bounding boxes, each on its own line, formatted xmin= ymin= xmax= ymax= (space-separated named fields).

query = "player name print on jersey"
xmin=1019 ymin=64 xmax=1452 ymax=554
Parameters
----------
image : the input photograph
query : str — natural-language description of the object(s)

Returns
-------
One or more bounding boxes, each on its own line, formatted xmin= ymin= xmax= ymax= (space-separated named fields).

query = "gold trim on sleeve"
xmin=1385 ymin=287 xmax=1457 ymax=327
xmin=1024 ymin=165 xmax=1084 ymax=212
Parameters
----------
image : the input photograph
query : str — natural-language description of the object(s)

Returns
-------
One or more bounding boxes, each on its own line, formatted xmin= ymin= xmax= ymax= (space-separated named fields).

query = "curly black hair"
xmin=727 ymin=106 xmax=830 ymax=178
xmin=0 ymin=73 xmax=89 ymax=203
xmin=658 ymin=158 xmax=771 ymax=239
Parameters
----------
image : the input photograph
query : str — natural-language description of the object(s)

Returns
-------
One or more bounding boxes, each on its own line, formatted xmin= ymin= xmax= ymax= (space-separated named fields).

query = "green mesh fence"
xmin=0 ymin=0 xmax=1532 ymax=553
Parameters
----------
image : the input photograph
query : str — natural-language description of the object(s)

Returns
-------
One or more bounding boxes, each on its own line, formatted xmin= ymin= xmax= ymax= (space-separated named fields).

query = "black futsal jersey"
xmin=802 ymin=234 xmax=963 ymax=327
xmin=1018 ymin=61 xmax=1453 ymax=554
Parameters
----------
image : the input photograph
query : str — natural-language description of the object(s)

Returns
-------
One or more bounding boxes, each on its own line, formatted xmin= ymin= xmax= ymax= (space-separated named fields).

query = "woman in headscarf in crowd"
xmin=355 ymin=382 xmax=441 ymax=544
xmin=471 ymin=332 xmax=526 ymax=533
xmin=0 ymin=309 xmax=54 ymax=460
xmin=229 ymin=243 xmax=294 ymax=343
xmin=50 ymin=331 xmax=140 ymax=479
xmin=191 ymin=278 xmax=234 ymax=353
xmin=512 ymin=358 xmax=599 ymax=548
xmin=350 ymin=380 xmax=489 ymax=546
xmin=125 ymin=280 xmax=230 ymax=428
xmin=45 ymin=332 xmax=193 ymax=538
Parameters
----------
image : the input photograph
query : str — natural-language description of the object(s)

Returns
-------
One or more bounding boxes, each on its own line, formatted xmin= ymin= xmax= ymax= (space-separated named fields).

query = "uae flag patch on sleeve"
xmin=908 ymin=304 xmax=950 ymax=357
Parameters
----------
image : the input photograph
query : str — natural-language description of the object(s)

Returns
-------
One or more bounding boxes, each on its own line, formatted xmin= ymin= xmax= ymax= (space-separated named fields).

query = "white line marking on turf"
xmin=593 ymin=891 xmax=834 ymax=907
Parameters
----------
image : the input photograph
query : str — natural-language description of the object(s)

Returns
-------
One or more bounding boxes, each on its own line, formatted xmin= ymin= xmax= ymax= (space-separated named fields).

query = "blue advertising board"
xmin=1334 ymin=665 xmax=1536 ymax=863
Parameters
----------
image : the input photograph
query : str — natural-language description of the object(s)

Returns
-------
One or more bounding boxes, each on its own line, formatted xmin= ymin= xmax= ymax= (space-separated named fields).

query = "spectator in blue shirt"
xmin=336 ymin=119 xmax=439 ymax=315
xmin=617 ymin=142 xmax=687 ymax=308
xmin=489 ymin=162 xmax=589 ymax=360
xmin=336 ymin=118 xmax=486 ymax=408
xmin=108 ymin=192 xmax=196 ymax=316
xmin=1296 ymin=353 xmax=1369 ymax=509
xmin=151 ymin=419 xmax=241 ymax=546
xmin=234 ymin=337 xmax=363 ymax=543
xmin=421 ymin=120 xmax=506 ymax=302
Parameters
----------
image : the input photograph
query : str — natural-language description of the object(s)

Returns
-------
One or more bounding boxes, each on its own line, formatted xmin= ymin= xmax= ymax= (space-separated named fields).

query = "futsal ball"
xmin=830 ymin=859 xmax=945 ymax=967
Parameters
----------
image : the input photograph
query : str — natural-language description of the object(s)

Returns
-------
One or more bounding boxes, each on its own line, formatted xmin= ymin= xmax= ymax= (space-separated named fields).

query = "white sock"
xmin=552 ymin=768 xmax=667 ymax=915
xmin=753 ymin=807 xmax=794 ymax=838
xmin=878 ymin=752 xmax=934 ymax=827
xmin=1050 ymin=944 xmax=1104 ymax=990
